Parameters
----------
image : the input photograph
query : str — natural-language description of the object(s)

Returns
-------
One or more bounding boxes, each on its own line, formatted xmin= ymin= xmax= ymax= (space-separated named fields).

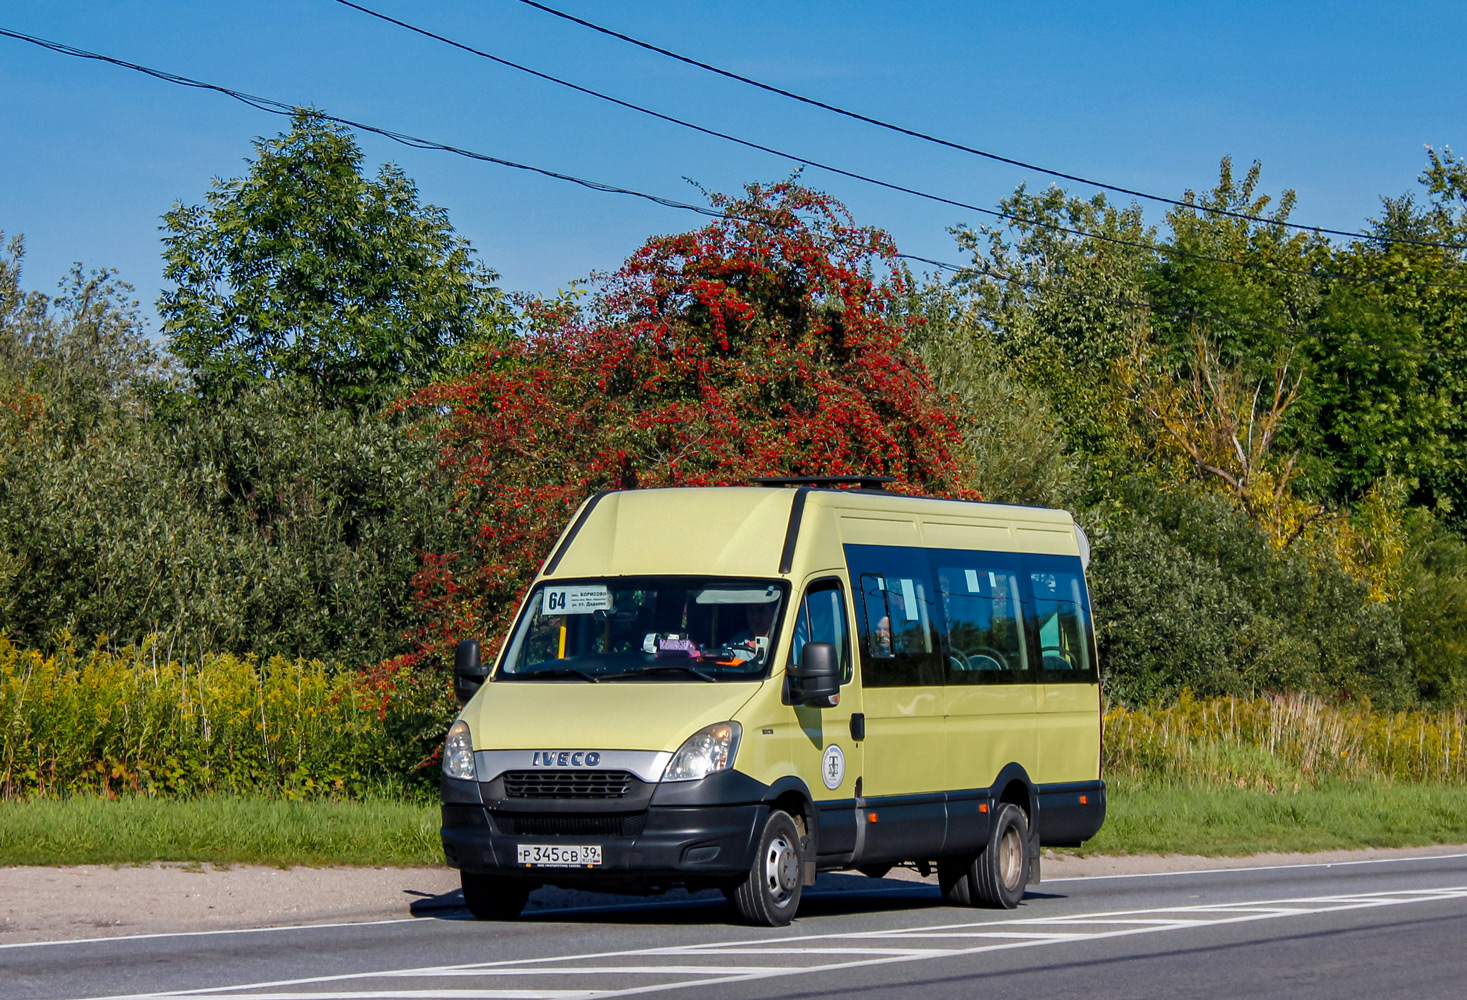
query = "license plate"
xmin=517 ymin=843 xmax=602 ymax=867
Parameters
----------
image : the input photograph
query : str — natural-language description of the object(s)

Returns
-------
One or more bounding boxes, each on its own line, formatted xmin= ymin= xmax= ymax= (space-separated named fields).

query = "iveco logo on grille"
xmin=531 ymin=750 xmax=602 ymax=767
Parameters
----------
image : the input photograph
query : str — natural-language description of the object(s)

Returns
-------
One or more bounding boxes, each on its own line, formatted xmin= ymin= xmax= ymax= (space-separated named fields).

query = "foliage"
xmin=0 ymin=376 xmax=460 ymax=666
xmin=1397 ymin=511 xmax=1467 ymax=703
xmin=1087 ymin=482 xmax=1412 ymax=707
xmin=410 ymin=180 xmax=977 ymax=658
xmin=0 ymin=231 xmax=162 ymax=435
xmin=159 ymin=111 xmax=510 ymax=409
xmin=949 ymin=184 xmax=1153 ymax=470
xmin=0 ymin=636 xmax=454 ymax=800
xmin=898 ymin=276 xmax=1082 ymax=508
xmin=1125 ymin=331 xmax=1323 ymax=546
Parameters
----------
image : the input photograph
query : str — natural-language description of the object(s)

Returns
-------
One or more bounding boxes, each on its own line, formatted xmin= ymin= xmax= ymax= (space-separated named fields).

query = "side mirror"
xmin=454 ymin=640 xmax=489 ymax=706
xmin=790 ymin=641 xmax=840 ymax=708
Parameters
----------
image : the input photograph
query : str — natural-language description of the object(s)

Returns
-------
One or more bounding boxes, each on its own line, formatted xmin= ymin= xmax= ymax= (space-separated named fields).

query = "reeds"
xmin=1104 ymin=690 xmax=1467 ymax=789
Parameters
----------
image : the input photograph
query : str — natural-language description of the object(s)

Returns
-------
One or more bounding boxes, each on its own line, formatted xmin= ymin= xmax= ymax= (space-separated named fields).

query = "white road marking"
xmin=0 ymin=918 xmax=423 ymax=952
xmin=386 ymin=969 xmax=780 ymax=978
xmin=73 ymin=884 xmax=1467 ymax=1000
xmin=140 ymin=994 xmax=594 ymax=1000
xmin=1044 ymin=850 xmax=1467 ymax=883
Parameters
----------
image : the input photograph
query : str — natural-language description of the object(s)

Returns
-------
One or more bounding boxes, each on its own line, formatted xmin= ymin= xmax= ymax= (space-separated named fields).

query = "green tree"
xmin=898 ymin=276 xmax=1082 ymax=508
xmin=159 ymin=112 xmax=509 ymax=409
xmin=1 ymin=231 xmax=161 ymax=427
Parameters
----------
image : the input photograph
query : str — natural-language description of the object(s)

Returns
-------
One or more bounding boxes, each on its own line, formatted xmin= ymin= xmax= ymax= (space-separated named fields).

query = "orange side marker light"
xmin=867 ymin=812 xmax=879 ymax=823
xmin=1079 ymin=795 xmax=1089 ymax=805
xmin=979 ymin=803 xmax=989 ymax=813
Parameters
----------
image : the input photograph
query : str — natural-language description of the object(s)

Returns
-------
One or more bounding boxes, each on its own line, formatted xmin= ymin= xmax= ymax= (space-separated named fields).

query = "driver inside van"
xmin=727 ymin=601 xmax=776 ymax=648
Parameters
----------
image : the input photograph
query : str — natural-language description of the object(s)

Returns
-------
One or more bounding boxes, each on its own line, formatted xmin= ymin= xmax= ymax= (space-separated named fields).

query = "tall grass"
xmin=0 ymin=635 xmax=454 ymax=799
xmin=1104 ymin=690 xmax=1467 ymax=789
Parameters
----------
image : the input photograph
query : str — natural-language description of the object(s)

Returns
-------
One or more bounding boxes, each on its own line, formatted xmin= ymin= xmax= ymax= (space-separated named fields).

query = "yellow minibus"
xmin=440 ymin=478 xmax=1104 ymax=925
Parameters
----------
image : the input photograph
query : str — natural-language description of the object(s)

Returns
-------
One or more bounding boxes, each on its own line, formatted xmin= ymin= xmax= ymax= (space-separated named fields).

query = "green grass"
xmin=3 ymin=782 xmax=1466 ymax=867
xmin=0 ymin=796 xmax=442 ymax=867
xmin=1071 ymin=778 xmax=1467 ymax=857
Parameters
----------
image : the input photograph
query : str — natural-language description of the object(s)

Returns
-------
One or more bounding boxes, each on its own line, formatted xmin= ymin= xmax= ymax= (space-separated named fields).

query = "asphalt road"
xmin=5 ymin=854 xmax=1467 ymax=1000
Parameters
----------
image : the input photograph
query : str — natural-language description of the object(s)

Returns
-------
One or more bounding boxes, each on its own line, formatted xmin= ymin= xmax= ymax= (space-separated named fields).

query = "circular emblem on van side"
xmin=821 ymin=744 xmax=846 ymax=790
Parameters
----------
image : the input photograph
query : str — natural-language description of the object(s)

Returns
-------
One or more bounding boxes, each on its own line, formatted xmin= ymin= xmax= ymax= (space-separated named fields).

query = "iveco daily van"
xmin=440 ymin=478 xmax=1105 ymax=926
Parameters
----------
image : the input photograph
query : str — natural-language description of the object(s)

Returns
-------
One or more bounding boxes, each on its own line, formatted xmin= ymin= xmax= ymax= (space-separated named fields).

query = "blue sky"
xmin=3 ymin=1 xmax=1464 ymax=335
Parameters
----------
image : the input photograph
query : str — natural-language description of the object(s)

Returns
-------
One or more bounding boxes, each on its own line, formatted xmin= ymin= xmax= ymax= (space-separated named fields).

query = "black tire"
xmin=460 ymin=871 xmax=531 ymax=920
xmin=729 ymin=809 xmax=803 ymax=926
xmin=937 ymin=855 xmax=972 ymax=905
xmin=940 ymin=802 xmax=1030 ymax=910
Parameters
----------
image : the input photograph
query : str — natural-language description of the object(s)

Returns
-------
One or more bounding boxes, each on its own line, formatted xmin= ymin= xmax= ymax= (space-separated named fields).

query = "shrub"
xmin=1088 ymin=482 xmax=1412 ymax=706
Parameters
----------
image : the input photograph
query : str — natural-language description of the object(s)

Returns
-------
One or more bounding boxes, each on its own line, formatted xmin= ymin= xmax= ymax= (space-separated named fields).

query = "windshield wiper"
xmin=522 ymin=666 xmax=599 ymax=683
xmin=602 ymin=664 xmax=717 ymax=683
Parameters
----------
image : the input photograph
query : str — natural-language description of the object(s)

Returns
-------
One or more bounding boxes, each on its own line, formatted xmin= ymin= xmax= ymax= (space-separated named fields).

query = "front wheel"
xmin=729 ymin=809 xmax=803 ymax=926
xmin=940 ymin=802 xmax=1030 ymax=910
xmin=460 ymin=871 xmax=531 ymax=920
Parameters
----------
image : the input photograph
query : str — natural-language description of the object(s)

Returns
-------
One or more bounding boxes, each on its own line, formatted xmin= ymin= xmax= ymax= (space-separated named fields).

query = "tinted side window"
xmin=934 ymin=553 xmax=1029 ymax=684
xmin=844 ymin=544 xmax=944 ymax=688
xmin=790 ymin=579 xmax=853 ymax=683
xmin=1024 ymin=554 xmax=1097 ymax=681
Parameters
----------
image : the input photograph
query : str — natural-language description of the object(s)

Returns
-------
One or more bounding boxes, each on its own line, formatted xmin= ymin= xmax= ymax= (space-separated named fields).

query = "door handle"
xmin=850 ymin=713 xmax=866 ymax=742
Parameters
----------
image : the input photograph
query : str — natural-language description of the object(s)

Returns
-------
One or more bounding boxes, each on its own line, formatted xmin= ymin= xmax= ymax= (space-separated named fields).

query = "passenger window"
xmin=936 ymin=561 xmax=1028 ymax=682
xmin=1029 ymin=566 xmax=1093 ymax=675
xmin=848 ymin=555 xmax=943 ymax=688
xmin=790 ymin=579 xmax=853 ymax=683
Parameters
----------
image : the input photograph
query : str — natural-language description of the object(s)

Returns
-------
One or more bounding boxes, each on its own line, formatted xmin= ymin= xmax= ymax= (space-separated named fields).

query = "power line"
xmin=3 ymin=24 xmax=1466 ymax=313
xmin=509 ymin=0 xmax=1467 ymax=255
xmin=319 ymin=3 xmax=1467 ymax=292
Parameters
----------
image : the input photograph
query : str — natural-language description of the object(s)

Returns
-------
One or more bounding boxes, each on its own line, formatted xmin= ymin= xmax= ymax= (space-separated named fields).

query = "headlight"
xmin=662 ymin=722 xmax=741 ymax=782
xmin=442 ymin=720 xmax=476 ymax=780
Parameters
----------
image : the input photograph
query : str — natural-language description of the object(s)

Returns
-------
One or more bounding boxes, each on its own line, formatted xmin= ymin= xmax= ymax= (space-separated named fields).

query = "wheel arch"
xmin=766 ymin=775 xmax=816 ymax=837
xmin=987 ymin=762 xmax=1037 ymax=824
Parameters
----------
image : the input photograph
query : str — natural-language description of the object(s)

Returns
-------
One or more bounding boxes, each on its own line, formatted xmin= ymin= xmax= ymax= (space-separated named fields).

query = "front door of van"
xmin=785 ymin=577 xmax=863 ymax=862
xmin=845 ymin=546 xmax=947 ymax=864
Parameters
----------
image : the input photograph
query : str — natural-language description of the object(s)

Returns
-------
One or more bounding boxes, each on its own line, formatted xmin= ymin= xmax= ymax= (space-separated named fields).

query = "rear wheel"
xmin=460 ymin=871 xmax=531 ymax=920
xmin=729 ymin=809 xmax=803 ymax=926
xmin=940 ymin=802 xmax=1030 ymax=910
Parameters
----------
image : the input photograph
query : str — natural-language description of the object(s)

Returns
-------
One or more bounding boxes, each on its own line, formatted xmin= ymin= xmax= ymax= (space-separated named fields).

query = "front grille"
xmin=494 ymin=812 xmax=647 ymax=837
xmin=503 ymin=769 xmax=634 ymax=799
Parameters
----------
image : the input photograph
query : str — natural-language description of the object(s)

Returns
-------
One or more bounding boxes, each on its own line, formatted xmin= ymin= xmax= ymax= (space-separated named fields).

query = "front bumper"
xmin=440 ymin=770 xmax=769 ymax=880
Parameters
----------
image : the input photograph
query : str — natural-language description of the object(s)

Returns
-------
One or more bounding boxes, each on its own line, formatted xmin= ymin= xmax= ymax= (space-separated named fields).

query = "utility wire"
xmin=509 ymin=0 xmax=1467 ymax=255
xmin=3 ymin=24 xmax=1465 ymax=326
xmin=326 ymin=2 xmax=1467 ymax=291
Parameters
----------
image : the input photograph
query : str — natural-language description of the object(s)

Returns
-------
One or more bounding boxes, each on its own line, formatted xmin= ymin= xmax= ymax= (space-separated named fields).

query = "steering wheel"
xmin=1041 ymin=646 xmax=1077 ymax=671
xmin=954 ymin=646 xmax=1009 ymax=671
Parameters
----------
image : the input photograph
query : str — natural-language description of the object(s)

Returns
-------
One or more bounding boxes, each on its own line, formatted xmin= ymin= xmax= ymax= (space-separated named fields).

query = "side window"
xmin=845 ymin=544 xmax=944 ymax=688
xmin=790 ymin=579 xmax=853 ymax=683
xmin=935 ymin=555 xmax=1029 ymax=683
xmin=1026 ymin=557 xmax=1095 ymax=679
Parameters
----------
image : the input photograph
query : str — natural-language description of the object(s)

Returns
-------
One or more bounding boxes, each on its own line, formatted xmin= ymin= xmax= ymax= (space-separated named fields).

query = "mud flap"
xmin=1026 ymin=824 xmax=1042 ymax=885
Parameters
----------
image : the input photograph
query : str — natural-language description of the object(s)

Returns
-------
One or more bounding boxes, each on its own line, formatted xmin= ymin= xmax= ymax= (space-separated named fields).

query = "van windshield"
xmin=498 ymin=577 xmax=789 ymax=682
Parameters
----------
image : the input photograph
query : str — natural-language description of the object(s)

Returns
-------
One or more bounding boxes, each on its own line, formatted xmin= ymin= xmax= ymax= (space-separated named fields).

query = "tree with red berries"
xmin=409 ymin=180 xmax=977 ymax=658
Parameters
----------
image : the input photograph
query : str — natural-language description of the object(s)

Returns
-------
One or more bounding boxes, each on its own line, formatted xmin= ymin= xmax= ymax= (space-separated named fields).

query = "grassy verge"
xmin=1071 ymin=778 xmax=1467 ymax=857
xmin=0 ymin=796 xmax=441 ymax=867
xmin=3 ymin=781 xmax=1467 ymax=867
